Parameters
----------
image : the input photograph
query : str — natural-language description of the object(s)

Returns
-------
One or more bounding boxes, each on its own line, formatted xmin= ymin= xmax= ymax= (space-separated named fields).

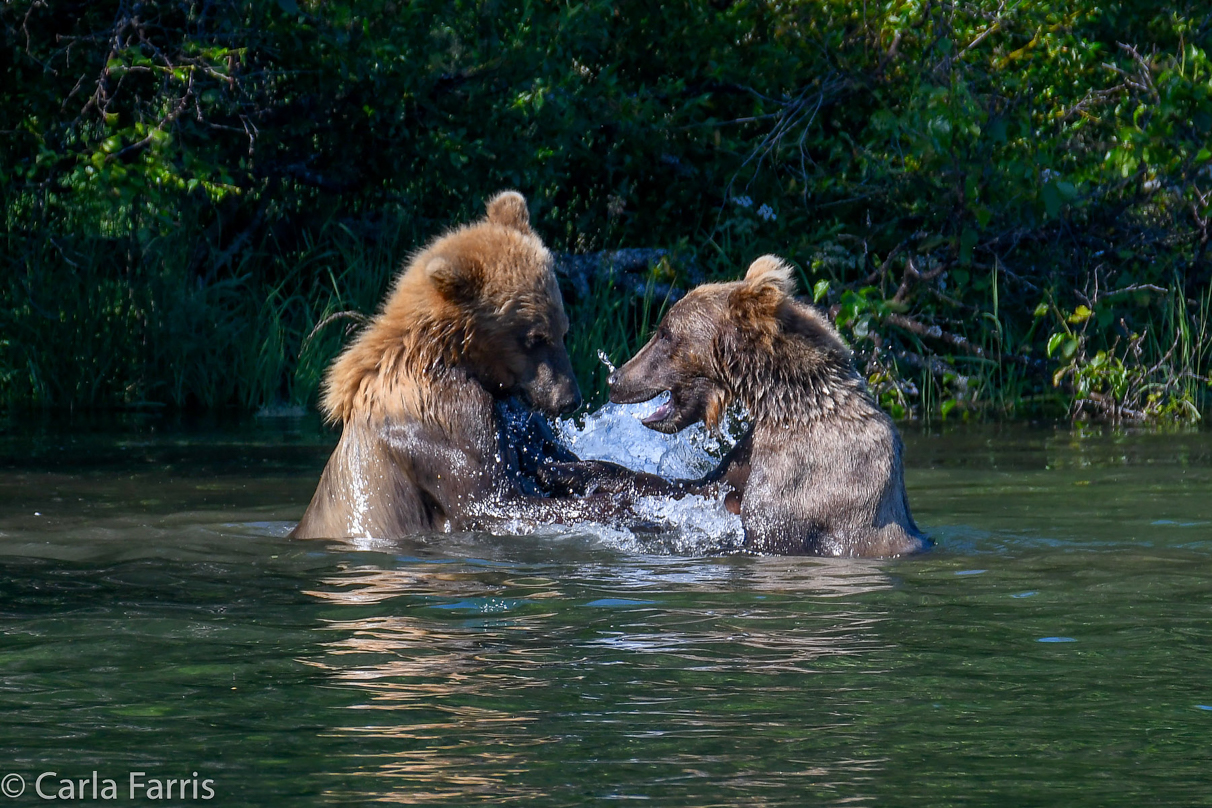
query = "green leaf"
xmin=1067 ymin=305 xmax=1092 ymax=324
xmin=1062 ymin=338 xmax=1078 ymax=359
xmin=1047 ymin=333 xmax=1065 ymax=357
xmin=1033 ymin=303 xmax=1048 ymax=318
xmin=812 ymin=279 xmax=830 ymax=304
xmin=988 ymin=118 xmax=1007 ymax=143
xmin=1042 ymin=182 xmax=1061 ymax=218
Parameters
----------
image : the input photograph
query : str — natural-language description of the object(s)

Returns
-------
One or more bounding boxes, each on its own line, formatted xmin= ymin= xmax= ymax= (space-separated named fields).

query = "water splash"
xmin=544 ymin=398 xmax=748 ymax=553
xmin=631 ymin=493 xmax=744 ymax=554
xmin=488 ymin=494 xmax=744 ymax=557
xmin=555 ymin=396 xmax=747 ymax=478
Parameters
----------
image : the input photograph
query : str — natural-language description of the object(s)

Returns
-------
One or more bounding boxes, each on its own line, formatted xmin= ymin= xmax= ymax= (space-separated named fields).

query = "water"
xmin=552 ymin=397 xmax=748 ymax=552
xmin=2 ymin=414 xmax=1211 ymax=806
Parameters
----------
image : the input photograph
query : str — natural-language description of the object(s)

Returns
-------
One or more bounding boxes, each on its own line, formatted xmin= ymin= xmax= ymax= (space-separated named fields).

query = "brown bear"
xmin=291 ymin=191 xmax=636 ymax=540
xmin=539 ymin=255 xmax=928 ymax=557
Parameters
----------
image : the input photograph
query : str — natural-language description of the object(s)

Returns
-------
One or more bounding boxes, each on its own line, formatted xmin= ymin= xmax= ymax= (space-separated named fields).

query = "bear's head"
xmin=608 ymin=255 xmax=850 ymax=432
xmin=422 ymin=191 xmax=581 ymax=416
xmin=323 ymin=191 xmax=581 ymax=421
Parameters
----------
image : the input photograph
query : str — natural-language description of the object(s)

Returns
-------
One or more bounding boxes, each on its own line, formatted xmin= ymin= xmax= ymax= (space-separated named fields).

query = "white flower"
xmin=732 ymin=195 xmax=753 ymax=208
xmin=756 ymin=204 xmax=777 ymax=221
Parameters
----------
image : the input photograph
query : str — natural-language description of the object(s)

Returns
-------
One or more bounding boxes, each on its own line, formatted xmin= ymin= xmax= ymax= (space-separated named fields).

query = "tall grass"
xmin=564 ymin=277 xmax=674 ymax=410
xmin=1 ymin=218 xmax=414 ymax=412
xmin=3 ymin=217 xmax=1208 ymax=421
xmin=1 ymin=216 xmax=673 ymax=415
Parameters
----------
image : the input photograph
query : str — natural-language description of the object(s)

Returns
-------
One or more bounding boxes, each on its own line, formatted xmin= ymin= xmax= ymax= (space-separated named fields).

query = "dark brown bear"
xmin=291 ymin=191 xmax=633 ymax=540
xmin=542 ymin=255 xmax=927 ymax=557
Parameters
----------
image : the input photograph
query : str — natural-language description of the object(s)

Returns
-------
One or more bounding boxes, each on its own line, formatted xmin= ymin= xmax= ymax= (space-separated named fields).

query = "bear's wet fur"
xmin=291 ymin=191 xmax=637 ymax=540
xmin=603 ymin=255 xmax=928 ymax=557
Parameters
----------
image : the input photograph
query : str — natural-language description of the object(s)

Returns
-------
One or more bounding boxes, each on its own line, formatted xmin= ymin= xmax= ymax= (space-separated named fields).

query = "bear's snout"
xmin=525 ymin=361 xmax=582 ymax=416
xmin=606 ymin=368 xmax=632 ymax=401
xmin=556 ymin=384 xmax=582 ymax=415
xmin=606 ymin=360 xmax=663 ymax=406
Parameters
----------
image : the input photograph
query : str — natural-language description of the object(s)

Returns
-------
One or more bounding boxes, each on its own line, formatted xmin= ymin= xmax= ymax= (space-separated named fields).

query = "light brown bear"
xmin=291 ymin=191 xmax=632 ymax=539
xmin=540 ymin=255 xmax=928 ymax=557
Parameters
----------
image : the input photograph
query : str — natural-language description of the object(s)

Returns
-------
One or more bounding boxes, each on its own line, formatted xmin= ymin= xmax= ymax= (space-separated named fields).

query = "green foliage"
xmin=1042 ymin=289 xmax=1208 ymax=422
xmin=2 ymin=0 xmax=1210 ymax=420
xmin=1 ymin=217 xmax=410 ymax=409
xmin=564 ymin=276 xmax=674 ymax=410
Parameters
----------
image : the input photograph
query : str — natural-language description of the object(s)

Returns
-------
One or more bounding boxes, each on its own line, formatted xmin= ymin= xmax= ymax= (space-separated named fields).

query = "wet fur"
xmin=560 ymin=255 xmax=928 ymax=557
xmin=292 ymin=192 xmax=637 ymax=539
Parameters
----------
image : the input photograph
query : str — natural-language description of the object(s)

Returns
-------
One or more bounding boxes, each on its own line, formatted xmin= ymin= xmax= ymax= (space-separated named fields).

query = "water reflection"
xmin=303 ymin=554 xmax=897 ymax=804
xmin=303 ymin=561 xmax=554 ymax=802
xmin=5 ymin=420 xmax=1212 ymax=806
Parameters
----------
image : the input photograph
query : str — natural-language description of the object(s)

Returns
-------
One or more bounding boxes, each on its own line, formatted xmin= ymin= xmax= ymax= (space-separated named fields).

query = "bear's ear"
xmin=426 ymin=255 xmax=481 ymax=302
xmin=728 ymin=255 xmax=795 ymax=327
xmin=743 ymin=255 xmax=797 ymax=296
xmin=486 ymin=190 xmax=532 ymax=234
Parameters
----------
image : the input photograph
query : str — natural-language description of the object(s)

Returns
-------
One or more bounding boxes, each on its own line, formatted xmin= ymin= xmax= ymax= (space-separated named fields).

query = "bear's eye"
xmin=524 ymin=332 xmax=548 ymax=350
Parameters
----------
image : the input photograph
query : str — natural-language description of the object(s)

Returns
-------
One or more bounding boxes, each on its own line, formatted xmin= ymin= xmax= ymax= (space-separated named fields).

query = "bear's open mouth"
xmin=641 ymin=391 xmax=675 ymax=426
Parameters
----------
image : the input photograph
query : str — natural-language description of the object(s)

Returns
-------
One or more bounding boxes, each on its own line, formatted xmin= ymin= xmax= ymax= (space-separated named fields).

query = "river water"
xmin=1 ymin=413 xmax=1210 ymax=806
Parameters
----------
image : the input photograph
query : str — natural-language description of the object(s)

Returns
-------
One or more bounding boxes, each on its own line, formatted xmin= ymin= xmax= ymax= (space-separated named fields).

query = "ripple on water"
xmin=3 ymin=420 xmax=1212 ymax=806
